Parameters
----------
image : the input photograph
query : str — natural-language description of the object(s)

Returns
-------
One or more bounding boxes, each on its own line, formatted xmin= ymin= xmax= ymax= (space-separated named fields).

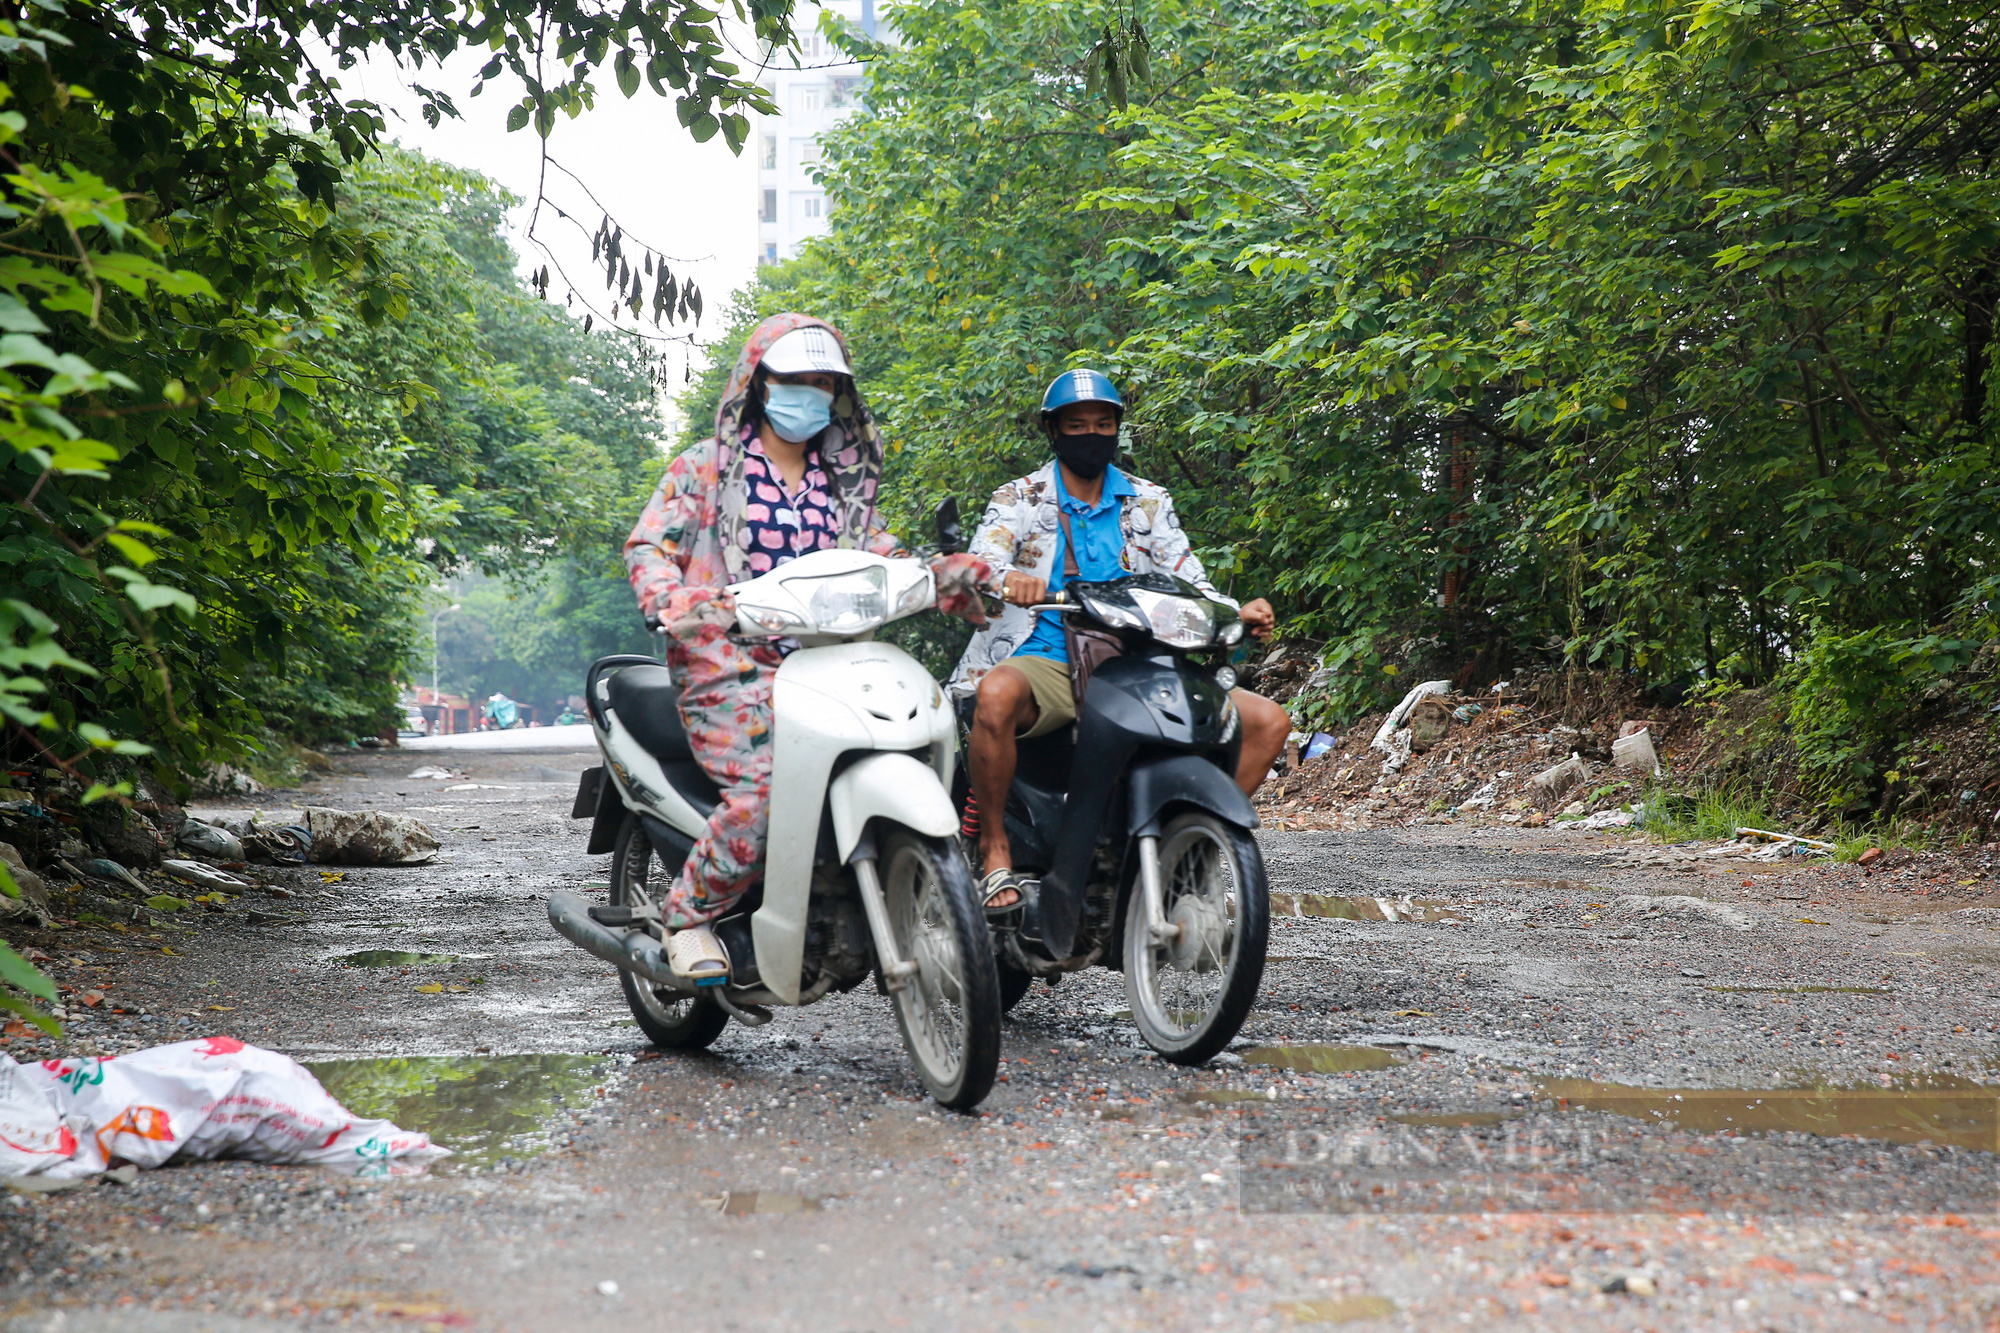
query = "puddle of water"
xmin=334 ymin=950 xmax=457 ymax=968
xmin=1536 ymin=1077 xmax=2000 ymax=1153
xmin=1389 ymin=1110 xmax=1525 ymax=1129
xmin=1712 ymin=976 xmax=1896 ymax=984
xmin=1273 ymin=1295 xmax=1398 ymax=1324
xmin=711 ymin=1191 xmax=820 ymax=1215
xmin=306 ymin=1054 xmax=617 ymax=1171
xmin=1268 ymin=893 xmax=1463 ymax=923
xmin=1707 ymin=985 xmax=1894 ymax=994
xmin=1242 ymin=1044 xmax=1401 ymax=1074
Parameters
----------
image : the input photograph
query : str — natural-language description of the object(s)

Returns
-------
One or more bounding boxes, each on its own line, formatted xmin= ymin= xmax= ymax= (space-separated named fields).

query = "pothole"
xmin=1268 ymin=894 xmax=1464 ymax=923
xmin=334 ymin=950 xmax=457 ymax=967
xmin=305 ymin=1053 xmax=620 ymax=1172
xmin=1242 ymin=1044 xmax=1402 ymax=1074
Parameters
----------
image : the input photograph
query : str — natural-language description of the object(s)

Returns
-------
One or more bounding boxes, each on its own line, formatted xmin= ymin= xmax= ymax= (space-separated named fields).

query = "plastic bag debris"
xmin=305 ymin=807 xmax=440 ymax=866
xmin=1611 ymin=727 xmax=1661 ymax=776
xmin=407 ymin=767 xmax=457 ymax=781
xmin=0 ymin=1037 xmax=446 ymax=1180
xmin=1530 ymin=753 xmax=1591 ymax=803
xmin=76 ymin=859 xmax=148 ymax=893
xmin=1370 ymin=680 xmax=1452 ymax=773
xmin=1301 ymin=732 xmax=1339 ymax=762
xmin=176 ymin=817 xmax=244 ymax=862
xmin=243 ymin=824 xmax=312 ymax=865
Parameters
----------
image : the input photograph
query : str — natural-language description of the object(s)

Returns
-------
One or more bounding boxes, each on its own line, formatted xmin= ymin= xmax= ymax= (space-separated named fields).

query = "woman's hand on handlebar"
xmin=662 ymin=588 xmax=738 ymax=647
xmin=930 ymin=553 xmax=994 ymax=627
xmin=1002 ymin=571 xmax=1047 ymax=607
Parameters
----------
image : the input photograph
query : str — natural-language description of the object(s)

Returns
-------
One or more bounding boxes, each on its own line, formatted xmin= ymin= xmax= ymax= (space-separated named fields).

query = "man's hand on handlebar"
xmin=1240 ymin=597 xmax=1276 ymax=641
xmin=1002 ymin=571 xmax=1047 ymax=607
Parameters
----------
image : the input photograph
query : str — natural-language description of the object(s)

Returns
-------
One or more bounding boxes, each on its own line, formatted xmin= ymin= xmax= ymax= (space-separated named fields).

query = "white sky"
xmin=338 ymin=29 xmax=772 ymax=384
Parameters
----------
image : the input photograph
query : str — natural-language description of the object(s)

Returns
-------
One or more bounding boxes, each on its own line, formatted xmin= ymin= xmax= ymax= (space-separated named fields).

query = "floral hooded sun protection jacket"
xmin=624 ymin=312 xmax=904 ymax=663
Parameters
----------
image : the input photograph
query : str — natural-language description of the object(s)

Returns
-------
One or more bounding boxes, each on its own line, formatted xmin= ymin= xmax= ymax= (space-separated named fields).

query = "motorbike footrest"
xmin=588 ymin=905 xmax=648 ymax=927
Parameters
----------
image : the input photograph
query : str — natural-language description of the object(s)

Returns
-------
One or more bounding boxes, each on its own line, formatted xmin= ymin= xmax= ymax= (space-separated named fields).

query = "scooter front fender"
xmin=830 ymin=751 xmax=958 ymax=860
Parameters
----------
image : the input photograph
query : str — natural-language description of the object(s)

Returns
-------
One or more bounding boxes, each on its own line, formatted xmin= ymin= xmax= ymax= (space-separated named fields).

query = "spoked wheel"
xmin=609 ymin=815 xmax=728 ymax=1051
xmin=1122 ymin=811 xmax=1268 ymax=1065
xmin=878 ymin=831 xmax=1001 ymax=1109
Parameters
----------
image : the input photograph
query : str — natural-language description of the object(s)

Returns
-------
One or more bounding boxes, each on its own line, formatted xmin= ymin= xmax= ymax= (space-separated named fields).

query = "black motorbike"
xmin=952 ymin=565 xmax=1270 ymax=1065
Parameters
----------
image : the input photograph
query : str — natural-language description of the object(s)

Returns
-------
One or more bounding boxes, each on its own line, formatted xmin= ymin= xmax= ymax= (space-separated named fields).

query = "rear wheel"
xmin=609 ymin=815 xmax=728 ymax=1051
xmin=1122 ymin=811 xmax=1268 ymax=1065
xmin=878 ymin=831 xmax=1001 ymax=1109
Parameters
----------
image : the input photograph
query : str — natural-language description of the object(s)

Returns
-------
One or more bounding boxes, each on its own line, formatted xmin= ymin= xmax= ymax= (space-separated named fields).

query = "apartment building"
xmin=755 ymin=0 xmax=878 ymax=265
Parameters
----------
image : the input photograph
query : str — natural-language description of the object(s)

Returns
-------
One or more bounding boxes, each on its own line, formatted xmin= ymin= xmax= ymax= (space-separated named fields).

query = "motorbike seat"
xmin=605 ymin=664 xmax=693 ymax=761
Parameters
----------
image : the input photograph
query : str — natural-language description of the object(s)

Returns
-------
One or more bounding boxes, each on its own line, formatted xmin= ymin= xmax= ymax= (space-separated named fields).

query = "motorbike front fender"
xmin=829 ymin=751 xmax=958 ymax=860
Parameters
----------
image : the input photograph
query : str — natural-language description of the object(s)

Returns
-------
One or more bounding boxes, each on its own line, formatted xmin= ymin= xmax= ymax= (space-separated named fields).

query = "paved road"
xmin=4 ymin=746 xmax=1998 ymax=1330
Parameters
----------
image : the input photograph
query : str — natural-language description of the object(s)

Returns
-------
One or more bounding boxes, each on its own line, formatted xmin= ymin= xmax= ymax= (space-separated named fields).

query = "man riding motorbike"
xmin=947 ymin=369 xmax=1290 ymax=911
xmin=624 ymin=313 xmax=990 ymax=980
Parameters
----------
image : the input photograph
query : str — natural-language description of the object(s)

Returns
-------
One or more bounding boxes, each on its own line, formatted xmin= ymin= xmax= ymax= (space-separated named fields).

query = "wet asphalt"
xmin=5 ymin=745 xmax=2000 ymax=1330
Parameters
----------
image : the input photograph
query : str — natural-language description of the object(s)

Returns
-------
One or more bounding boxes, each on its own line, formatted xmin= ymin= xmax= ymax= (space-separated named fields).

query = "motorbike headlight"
xmin=1128 ymin=588 xmax=1215 ymax=649
xmin=1217 ymin=615 xmax=1245 ymax=646
xmin=780 ymin=565 xmax=888 ymax=635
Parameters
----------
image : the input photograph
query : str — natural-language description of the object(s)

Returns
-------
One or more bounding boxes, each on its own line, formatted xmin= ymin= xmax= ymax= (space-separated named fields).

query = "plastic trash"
xmin=1610 ymin=727 xmax=1661 ymax=776
xmin=407 ymin=767 xmax=456 ymax=781
xmin=1452 ymin=703 xmax=1482 ymax=723
xmin=159 ymin=860 xmax=254 ymax=892
xmin=1530 ymin=753 xmax=1591 ymax=802
xmin=176 ymin=817 xmax=244 ymax=862
xmin=77 ymin=859 xmax=148 ymax=893
xmin=304 ymin=807 xmax=440 ymax=865
xmin=243 ymin=824 xmax=311 ymax=865
xmin=1370 ymin=680 xmax=1452 ymax=773
xmin=1301 ymin=732 xmax=1339 ymax=762
xmin=0 ymin=1037 xmax=446 ymax=1180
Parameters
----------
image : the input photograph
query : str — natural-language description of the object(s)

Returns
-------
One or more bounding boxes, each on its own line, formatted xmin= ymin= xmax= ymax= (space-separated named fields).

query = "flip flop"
xmin=979 ymin=868 xmax=1028 ymax=916
xmin=666 ymin=926 xmax=730 ymax=986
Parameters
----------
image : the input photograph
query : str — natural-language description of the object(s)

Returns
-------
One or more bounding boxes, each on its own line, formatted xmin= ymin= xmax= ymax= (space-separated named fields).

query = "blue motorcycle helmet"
xmin=1039 ymin=369 xmax=1124 ymax=436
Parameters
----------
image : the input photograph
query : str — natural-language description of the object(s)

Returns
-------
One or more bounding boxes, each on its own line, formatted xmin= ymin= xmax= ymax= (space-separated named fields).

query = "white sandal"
xmin=666 ymin=926 xmax=730 ymax=986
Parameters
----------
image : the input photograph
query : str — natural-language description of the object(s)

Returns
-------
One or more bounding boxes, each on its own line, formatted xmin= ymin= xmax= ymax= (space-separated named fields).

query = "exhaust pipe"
xmin=546 ymin=890 xmax=696 ymax=996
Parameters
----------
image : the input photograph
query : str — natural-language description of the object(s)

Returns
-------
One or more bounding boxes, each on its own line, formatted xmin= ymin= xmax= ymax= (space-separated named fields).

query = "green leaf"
xmin=0 ymin=941 xmax=57 ymax=1002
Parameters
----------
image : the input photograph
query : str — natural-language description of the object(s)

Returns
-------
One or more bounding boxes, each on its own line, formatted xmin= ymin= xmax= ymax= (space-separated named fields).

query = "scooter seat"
xmin=605 ymin=664 xmax=694 ymax=761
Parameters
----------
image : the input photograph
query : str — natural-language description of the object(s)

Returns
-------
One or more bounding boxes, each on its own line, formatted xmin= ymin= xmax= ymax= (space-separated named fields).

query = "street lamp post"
xmin=430 ymin=603 xmax=461 ymax=733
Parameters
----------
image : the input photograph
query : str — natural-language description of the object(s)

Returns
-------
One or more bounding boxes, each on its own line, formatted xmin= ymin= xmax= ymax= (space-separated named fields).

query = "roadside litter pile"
xmin=1254 ymin=678 xmax=1671 ymax=833
xmin=0 ymin=1036 xmax=443 ymax=1184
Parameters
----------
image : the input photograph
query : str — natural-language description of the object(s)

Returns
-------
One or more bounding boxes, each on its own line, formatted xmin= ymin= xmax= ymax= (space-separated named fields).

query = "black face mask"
xmin=1052 ymin=430 xmax=1118 ymax=480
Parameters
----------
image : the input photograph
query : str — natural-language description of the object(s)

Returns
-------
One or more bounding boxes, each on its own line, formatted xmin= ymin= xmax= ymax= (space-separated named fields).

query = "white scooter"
xmin=550 ymin=534 xmax=1001 ymax=1108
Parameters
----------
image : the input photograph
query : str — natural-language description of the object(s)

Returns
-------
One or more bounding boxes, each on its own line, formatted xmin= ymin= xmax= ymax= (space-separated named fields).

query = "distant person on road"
xmin=483 ymin=693 xmax=520 ymax=730
xmin=623 ymin=313 xmax=991 ymax=982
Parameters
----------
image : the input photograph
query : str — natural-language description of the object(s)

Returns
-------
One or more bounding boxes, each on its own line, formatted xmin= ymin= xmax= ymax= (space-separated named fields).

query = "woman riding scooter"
xmin=623 ymin=314 xmax=990 ymax=982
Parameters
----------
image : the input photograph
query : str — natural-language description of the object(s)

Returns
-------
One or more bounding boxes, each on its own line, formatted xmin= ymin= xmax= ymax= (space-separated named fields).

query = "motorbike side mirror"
xmin=934 ymin=496 xmax=962 ymax=556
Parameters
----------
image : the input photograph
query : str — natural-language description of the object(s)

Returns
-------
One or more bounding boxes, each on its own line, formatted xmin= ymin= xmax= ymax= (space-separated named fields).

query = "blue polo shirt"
xmin=1013 ymin=467 xmax=1134 ymax=664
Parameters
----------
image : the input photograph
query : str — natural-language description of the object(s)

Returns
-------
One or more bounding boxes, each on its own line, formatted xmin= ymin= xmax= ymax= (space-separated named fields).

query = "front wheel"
xmin=609 ymin=815 xmax=728 ymax=1051
xmin=878 ymin=831 xmax=1001 ymax=1109
xmin=1122 ymin=811 xmax=1268 ymax=1065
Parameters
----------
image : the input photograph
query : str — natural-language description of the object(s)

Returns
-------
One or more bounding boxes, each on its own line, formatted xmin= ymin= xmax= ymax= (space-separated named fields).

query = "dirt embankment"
xmin=1241 ymin=653 xmax=2000 ymax=867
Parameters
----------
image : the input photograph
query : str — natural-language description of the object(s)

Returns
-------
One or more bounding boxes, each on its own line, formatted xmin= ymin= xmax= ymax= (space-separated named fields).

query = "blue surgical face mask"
xmin=762 ymin=382 xmax=834 ymax=443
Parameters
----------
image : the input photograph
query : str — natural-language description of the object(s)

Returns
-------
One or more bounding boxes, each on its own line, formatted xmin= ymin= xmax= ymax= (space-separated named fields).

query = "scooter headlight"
xmin=780 ymin=565 xmax=888 ymax=635
xmin=1128 ymin=588 xmax=1215 ymax=650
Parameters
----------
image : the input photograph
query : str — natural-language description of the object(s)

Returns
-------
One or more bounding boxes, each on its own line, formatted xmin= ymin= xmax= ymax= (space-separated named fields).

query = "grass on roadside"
xmin=1644 ymin=782 xmax=1955 ymax=860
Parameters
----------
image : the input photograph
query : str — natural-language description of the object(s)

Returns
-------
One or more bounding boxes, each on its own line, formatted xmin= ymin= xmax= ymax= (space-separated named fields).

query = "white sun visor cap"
xmin=761 ymin=326 xmax=853 ymax=377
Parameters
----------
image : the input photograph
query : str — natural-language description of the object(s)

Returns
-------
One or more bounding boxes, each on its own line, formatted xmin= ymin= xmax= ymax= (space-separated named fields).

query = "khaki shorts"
xmin=997 ymin=653 xmax=1076 ymax=739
